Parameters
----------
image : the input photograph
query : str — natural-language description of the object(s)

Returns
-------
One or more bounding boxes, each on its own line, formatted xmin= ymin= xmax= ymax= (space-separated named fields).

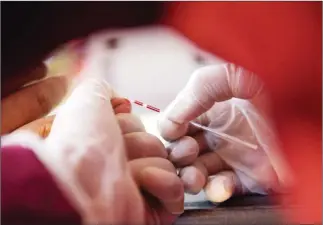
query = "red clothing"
xmin=163 ymin=2 xmax=322 ymax=223
xmin=1 ymin=145 xmax=81 ymax=225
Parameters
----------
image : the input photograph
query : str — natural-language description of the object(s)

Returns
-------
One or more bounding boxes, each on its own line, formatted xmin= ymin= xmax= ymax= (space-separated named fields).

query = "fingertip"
xmin=204 ymin=174 xmax=235 ymax=203
xmin=114 ymin=104 xmax=132 ymax=114
xmin=168 ymin=136 xmax=199 ymax=167
xmin=111 ymin=98 xmax=132 ymax=114
xmin=179 ymin=166 xmax=206 ymax=194
xmin=158 ymin=116 xmax=189 ymax=141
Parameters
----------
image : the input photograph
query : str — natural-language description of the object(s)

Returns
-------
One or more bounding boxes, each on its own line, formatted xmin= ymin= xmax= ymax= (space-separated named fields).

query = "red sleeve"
xmin=1 ymin=145 xmax=81 ymax=225
xmin=163 ymin=2 xmax=322 ymax=224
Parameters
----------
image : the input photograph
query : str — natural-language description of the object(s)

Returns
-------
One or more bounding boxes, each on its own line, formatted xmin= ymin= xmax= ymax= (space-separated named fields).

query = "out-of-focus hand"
xmin=16 ymin=98 xmax=139 ymax=139
xmin=1 ymin=63 xmax=72 ymax=135
xmin=158 ymin=63 xmax=293 ymax=203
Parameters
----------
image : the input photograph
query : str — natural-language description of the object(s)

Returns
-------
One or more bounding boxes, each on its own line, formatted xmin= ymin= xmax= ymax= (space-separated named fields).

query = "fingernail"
xmin=205 ymin=176 xmax=233 ymax=203
xmin=170 ymin=144 xmax=197 ymax=160
xmin=164 ymin=91 xmax=202 ymax=125
xmin=169 ymin=141 xmax=199 ymax=166
xmin=124 ymin=98 xmax=131 ymax=104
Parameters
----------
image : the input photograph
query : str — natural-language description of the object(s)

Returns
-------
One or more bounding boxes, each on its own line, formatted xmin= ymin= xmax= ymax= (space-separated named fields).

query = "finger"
xmin=111 ymin=98 xmax=132 ymax=114
xmin=124 ymin=132 xmax=167 ymax=160
xmin=179 ymin=165 xmax=206 ymax=195
xmin=158 ymin=64 xmax=262 ymax=140
xmin=2 ymin=63 xmax=47 ymax=98
xmin=167 ymin=133 xmax=209 ymax=167
xmin=204 ymin=170 xmax=243 ymax=203
xmin=1 ymin=75 xmax=71 ymax=135
xmin=15 ymin=115 xmax=55 ymax=138
xmin=140 ymin=167 xmax=184 ymax=215
xmin=179 ymin=151 xmax=230 ymax=194
xmin=129 ymin=158 xmax=184 ymax=215
xmin=167 ymin=136 xmax=200 ymax=167
xmin=116 ymin=113 xmax=146 ymax=134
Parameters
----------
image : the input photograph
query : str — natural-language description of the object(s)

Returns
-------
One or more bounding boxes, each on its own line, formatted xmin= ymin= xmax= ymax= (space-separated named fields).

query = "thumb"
xmin=159 ymin=64 xmax=262 ymax=140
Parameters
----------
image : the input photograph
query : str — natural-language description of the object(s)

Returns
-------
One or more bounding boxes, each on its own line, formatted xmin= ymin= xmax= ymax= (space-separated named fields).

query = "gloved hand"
xmin=158 ymin=63 xmax=293 ymax=203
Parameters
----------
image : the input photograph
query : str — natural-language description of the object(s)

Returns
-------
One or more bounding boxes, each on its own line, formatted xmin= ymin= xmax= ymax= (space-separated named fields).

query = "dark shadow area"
xmin=1 ymin=2 xmax=163 ymax=79
xmin=181 ymin=195 xmax=300 ymax=225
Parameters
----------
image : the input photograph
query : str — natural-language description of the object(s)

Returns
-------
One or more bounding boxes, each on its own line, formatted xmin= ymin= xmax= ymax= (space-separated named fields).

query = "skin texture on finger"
xmin=124 ymin=132 xmax=167 ymax=160
xmin=204 ymin=170 xmax=242 ymax=203
xmin=2 ymin=63 xmax=47 ymax=98
xmin=129 ymin=158 xmax=184 ymax=215
xmin=1 ymin=76 xmax=70 ymax=135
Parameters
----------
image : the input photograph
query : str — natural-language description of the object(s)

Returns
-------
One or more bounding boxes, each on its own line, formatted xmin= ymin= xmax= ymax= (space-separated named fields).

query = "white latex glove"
xmin=2 ymin=50 xmax=145 ymax=225
xmin=158 ymin=63 xmax=293 ymax=203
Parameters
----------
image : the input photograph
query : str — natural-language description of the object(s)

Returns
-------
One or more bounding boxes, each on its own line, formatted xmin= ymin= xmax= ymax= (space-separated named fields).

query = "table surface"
xmin=176 ymin=195 xmax=302 ymax=225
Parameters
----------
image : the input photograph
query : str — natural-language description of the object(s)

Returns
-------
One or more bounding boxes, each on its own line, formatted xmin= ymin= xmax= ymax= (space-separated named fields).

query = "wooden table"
xmin=175 ymin=195 xmax=301 ymax=225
